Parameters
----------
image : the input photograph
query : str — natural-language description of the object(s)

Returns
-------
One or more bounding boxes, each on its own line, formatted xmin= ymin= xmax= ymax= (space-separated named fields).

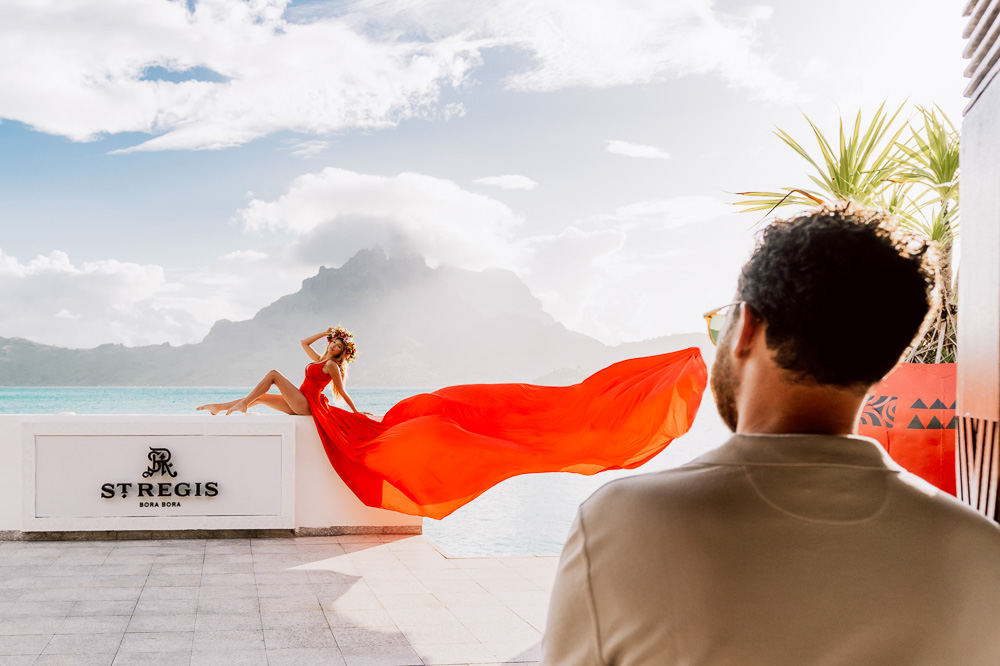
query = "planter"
xmin=857 ymin=363 xmax=957 ymax=495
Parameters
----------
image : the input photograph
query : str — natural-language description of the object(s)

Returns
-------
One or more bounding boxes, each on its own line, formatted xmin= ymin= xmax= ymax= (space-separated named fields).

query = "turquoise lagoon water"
xmin=0 ymin=387 xmax=726 ymax=557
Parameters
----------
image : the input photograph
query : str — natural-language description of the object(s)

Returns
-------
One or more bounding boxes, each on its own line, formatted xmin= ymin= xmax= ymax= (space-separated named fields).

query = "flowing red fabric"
xmin=299 ymin=347 xmax=708 ymax=519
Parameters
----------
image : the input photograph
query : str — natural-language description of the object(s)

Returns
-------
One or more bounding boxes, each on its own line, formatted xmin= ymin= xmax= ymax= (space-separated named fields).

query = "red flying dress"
xmin=299 ymin=348 xmax=707 ymax=519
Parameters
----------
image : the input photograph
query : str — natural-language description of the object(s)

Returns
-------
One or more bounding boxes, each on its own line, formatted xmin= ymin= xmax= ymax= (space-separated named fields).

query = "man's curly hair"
xmin=737 ymin=202 xmax=940 ymax=388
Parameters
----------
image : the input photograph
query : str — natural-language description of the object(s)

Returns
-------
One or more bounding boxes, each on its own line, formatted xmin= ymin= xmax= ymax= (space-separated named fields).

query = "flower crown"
xmin=326 ymin=326 xmax=358 ymax=363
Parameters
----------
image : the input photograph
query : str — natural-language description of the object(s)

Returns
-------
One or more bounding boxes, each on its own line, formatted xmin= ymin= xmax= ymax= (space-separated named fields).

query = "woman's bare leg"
xmin=250 ymin=393 xmax=299 ymax=415
xmin=226 ymin=370 xmax=310 ymax=415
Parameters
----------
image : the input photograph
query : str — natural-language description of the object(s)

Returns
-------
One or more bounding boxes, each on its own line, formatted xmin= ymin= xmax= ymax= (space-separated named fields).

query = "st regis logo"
xmin=142 ymin=447 xmax=178 ymax=478
xmin=100 ymin=447 xmax=219 ymax=507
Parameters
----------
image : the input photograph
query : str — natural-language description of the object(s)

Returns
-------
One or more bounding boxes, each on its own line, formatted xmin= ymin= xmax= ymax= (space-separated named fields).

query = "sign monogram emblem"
xmin=142 ymin=447 xmax=178 ymax=478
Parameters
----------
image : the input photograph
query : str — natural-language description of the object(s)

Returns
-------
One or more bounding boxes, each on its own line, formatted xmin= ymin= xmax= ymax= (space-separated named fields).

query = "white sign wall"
xmin=22 ymin=419 xmax=295 ymax=531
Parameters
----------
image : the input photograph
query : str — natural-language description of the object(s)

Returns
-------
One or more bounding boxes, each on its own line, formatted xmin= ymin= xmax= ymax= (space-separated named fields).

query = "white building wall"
xmin=0 ymin=414 xmax=421 ymax=536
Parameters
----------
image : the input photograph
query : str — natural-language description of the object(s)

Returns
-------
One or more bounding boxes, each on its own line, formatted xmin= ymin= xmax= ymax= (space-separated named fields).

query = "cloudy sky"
xmin=0 ymin=0 xmax=967 ymax=350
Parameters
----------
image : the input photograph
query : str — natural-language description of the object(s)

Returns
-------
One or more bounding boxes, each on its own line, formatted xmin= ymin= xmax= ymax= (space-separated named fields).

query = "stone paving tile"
xmin=336 ymin=535 xmax=384 ymax=544
xmin=59 ymin=615 xmax=131 ymax=634
xmin=334 ymin=627 xmax=423 ymax=666
xmin=103 ymin=563 xmax=156 ymax=576
xmin=203 ymin=554 xmax=253 ymax=565
xmin=191 ymin=649 xmax=268 ymax=665
xmin=260 ymin=610 xmax=330 ymax=631
xmin=0 ymin=577 xmax=38 ymax=591
xmin=0 ymin=656 xmax=37 ymax=665
xmin=386 ymin=607 xmax=459 ymax=630
xmin=484 ymin=640 xmax=541 ymax=663
xmin=256 ymin=583 xmax=316 ymax=598
xmin=297 ymin=544 xmax=347 ymax=555
xmin=149 ymin=563 xmax=202 ymax=575
xmin=324 ymin=608 xmax=395 ymax=628
xmin=126 ymin=613 xmax=197 ymax=633
xmin=112 ymin=651 xmax=191 ymax=665
xmin=18 ymin=587 xmax=86 ymax=602
xmin=137 ymin=585 xmax=200 ymax=600
xmin=117 ymin=630 xmax=194 ymax=653
xmin=42 ymin=632 xmax=123 ymax=655
xmin=39 ymin=564 xmax=102 ymax=578
xmin=0 ymin=601 xmax=74 ymax=617
xmin=196 ymin=596 xmax=259 ymax=614
xmin=0 ymin=537 xmax=558 ymax=666
xmin=375 ymin=593 xmax=443 ymax=610
xmin=264 ymin=626 xmax=340 ymax=650
xmin=70 ymin=599 xmax=138 ymax=617
xmin=0 ymin=633 xmax=50 ymax=655
xmin=198 ymin=583 xmax=257 ymax=598
xmin=202 ymin=572 xmax=254 ymax=586
xmin=254 ymin=571 xmax=312 ymax=586
xmin=319 ymin=591 xmax=384 ymax=612
xmin=195 ymin=612 xmax=262 ymax=632
xmin=341 ymin=652 xmax=423 ymax=666
xmin=201 ymin=562 xmax=254 ymax=574
xmin=192 ymin=628 xmax=265 ymax=651
xmin=312 ymin=579 xmax=364 ymax=596
xmin=82 ymin=587 xmax=144 ymax=601
xmin=35 ymin=655 xmax=115 ymax=665
xmin=399 ymin=621 xmax=480 ymax=645
xmin=410 ymin=640 xmax=498 ymax=665
xmin=420 ymin=579 xmax=487 ymax=596
xmin=133 ymin=597 xmax=198 ymax=615
xmin=265 ymin=646 xmax=348 ymax=665
xmin=144 ymin=574 xmax=201 ymax=588
xmin=411 ymin=565 xmax=474 ymax=579
xmin=36 ymin=577 xmax=95 ymax=591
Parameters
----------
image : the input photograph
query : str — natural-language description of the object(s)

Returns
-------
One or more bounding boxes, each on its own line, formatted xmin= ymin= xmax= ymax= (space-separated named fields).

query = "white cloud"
xmin=0 ymin=0 xmax=801 ymax=151
xmin=603 ymin=196 xmax=733 ymax=226
xmin=473 ymin=175 xmax=538 ymax=190
xmin=0 ymin=173 xmax=754 ymax=349
xmin=347 ymin=0 xmax=800 ymax=101
xmin=605 ymin=140 xmax=671 ymax=160
xmin=0 ymin=0 xmax=480 ymax=151
xmin=237 ymin=167 xmax=524 ymax=270
xmin=0 ymin=245 xmax=319 ymax=348
xmin=288 ymin=140 xmax=332 ymax=159
xmin=220 ymin=249 xmax=268 ymax=262
xmin=0 ymin=249 xmax=182 ymax=347
xmin=516 ymin=195 xmax=749 ymax=343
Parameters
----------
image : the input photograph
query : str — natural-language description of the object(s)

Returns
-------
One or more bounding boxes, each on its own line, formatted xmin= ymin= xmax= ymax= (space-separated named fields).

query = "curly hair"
xmin=736 ymin=202 xmax=940 ymax=388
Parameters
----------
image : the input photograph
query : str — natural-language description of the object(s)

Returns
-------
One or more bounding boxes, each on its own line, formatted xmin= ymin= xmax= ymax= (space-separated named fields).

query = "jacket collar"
xmin=694 ymin=433 xmax=903 ymax=470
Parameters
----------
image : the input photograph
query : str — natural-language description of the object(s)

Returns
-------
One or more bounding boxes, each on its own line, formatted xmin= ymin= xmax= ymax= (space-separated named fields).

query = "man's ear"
xmin=733 ymin=303 xmax=765 ymax=359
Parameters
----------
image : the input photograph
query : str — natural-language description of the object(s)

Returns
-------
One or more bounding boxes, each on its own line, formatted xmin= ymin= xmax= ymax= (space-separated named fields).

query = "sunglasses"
xmin=703 ymin=302 xmax=742 ymax=346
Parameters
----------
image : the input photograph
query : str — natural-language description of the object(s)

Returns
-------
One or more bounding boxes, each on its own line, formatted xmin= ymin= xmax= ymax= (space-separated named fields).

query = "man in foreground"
xmin=541 ymin=204 xmax=1000 ymax=665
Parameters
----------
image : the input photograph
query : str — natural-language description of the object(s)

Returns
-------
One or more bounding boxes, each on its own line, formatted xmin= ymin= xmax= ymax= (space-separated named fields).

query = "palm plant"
xmin=735 ymin=104 xmax=960 ymax=363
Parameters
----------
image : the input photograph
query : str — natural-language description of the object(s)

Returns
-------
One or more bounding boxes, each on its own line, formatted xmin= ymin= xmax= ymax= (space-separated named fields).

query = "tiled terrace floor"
xmin=0 ymin=535 xmax=557 ymax=665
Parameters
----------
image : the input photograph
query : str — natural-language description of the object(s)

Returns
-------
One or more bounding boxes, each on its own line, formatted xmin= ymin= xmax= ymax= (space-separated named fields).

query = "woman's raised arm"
xmin=301 ymin=328 xmax=331 ymax=362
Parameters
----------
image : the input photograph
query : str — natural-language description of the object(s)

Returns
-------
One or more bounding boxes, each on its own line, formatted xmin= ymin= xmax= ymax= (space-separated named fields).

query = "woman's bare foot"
xmin=225 ymin=399 xmax=250 ymax=415
xmin=196 ymin=403 xmax=229 ymax=415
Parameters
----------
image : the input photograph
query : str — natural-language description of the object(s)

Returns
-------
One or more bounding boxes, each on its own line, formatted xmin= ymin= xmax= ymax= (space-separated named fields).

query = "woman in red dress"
xmin=196 ymin=327 xmax=364 ymax=417
xmin=198 ymin=326 xmax=708 ymax=519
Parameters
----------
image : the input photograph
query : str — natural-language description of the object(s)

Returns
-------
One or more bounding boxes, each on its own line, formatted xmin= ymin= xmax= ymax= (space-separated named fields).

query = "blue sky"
xmin=0 ymin=0 xmax=967 ymax=348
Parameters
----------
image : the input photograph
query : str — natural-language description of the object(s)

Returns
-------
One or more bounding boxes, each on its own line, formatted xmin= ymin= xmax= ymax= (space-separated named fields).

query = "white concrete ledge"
xmin=0 ymin=414 xmax=421 ymax=539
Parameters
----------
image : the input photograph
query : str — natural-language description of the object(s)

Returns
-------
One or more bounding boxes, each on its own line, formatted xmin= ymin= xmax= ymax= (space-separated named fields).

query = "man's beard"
xmin=710 ymin=343 xmax=739 ymax=433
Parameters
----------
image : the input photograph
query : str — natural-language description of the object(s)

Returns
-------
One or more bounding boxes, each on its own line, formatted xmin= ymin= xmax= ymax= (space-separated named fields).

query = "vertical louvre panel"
xmin=958 ymin=416 xmax=1000 ymax=522
xmin=963 ymin=0 xmax=1000 ymax=112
